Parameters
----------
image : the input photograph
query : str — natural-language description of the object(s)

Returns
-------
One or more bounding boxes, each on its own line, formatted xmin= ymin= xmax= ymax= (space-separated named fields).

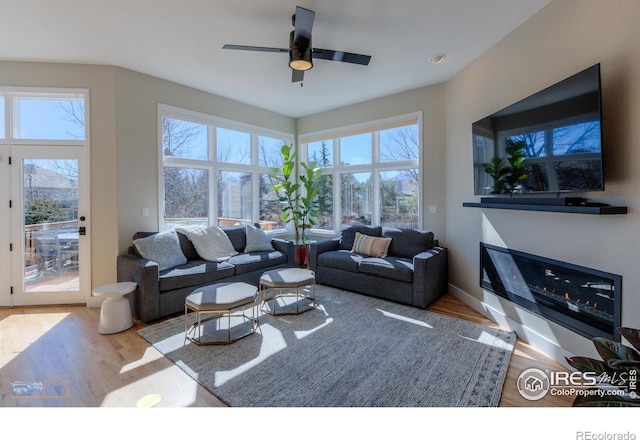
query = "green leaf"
xmin=594 ymin=337 xmax=640 ymax=362
xmin=607 ymin=360 xmax=640 ymax=371
xmin=566 ymin=356 xmax=613 ymax=376
xmin=618 ymin=327 xmax=640 ymax=352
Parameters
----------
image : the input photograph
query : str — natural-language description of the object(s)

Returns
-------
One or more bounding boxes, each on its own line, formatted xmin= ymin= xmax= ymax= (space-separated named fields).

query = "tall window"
xmin=302 ymin=114 xmax=421 ymax=233
xmin=160 ymin=105 xmax=292 ymax=231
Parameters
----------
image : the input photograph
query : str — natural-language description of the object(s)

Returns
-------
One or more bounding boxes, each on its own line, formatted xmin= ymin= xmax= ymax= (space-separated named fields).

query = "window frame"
xmin=158 ymin=104 xmax=294 ymax=232
xmin=300 ymin=112 xmax=423 ymax=236
xmin=0 ymin=87 xmax=89 ymax=146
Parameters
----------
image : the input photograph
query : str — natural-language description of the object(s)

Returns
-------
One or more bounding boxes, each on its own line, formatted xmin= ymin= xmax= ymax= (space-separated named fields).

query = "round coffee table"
xmin=93 ymin=282 xmax=137 ymax=334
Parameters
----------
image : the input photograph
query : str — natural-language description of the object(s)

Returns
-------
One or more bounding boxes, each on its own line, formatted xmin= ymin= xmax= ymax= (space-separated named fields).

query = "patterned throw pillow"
xmin=351 ymin=232 xmax=392 ymax=258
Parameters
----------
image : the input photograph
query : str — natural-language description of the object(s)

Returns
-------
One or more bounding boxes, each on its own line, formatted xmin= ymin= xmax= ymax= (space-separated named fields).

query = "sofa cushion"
xmin=339 ymin=225 xmax=383 ymax=250
xmin=382 ymin=228 xmax=434 ymax=259
xmin=223 ymin=224 xmax=248 ymax=252
xmin=176 ymin=231 xmax=200 ymax=261
xmin=358 ymin=256 xmax=414 ymax=283
xmin=133 ymin=230 xmax=187 ymax=271
xmin=317 ymin=250 xmax=364 ymax=273
xmin=351 ymin=232 xmax=392 ymax=257
xmin=244 ymin=224 xmax=275 ymax=252
xmin=158 ymin=260 xmax=235 ymax=292
xmin=227 ymin=250 xmax=287 ymax=275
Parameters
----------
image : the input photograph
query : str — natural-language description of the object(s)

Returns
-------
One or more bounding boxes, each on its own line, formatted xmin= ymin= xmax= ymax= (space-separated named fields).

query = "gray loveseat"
xmin=308 ymin=225 xmax=448 ymax=309
xmin=117 ymin=225 xmax=294 ymax=323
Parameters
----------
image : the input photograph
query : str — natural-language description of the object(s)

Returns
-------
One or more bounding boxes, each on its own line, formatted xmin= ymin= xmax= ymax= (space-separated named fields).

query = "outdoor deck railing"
xmin=24 ymin=220 xmax=78 ymax=266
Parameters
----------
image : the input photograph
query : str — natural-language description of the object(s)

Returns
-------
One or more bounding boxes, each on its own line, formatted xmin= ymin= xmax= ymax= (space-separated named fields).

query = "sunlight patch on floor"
xmin=0 ymin=312 xmax=70 ymax=368
xmin=459 ymin=330 xmax=514 ymax=351
xmin=294 ymin=317 xmax=333 ymax=339
xmin=213 ymin=323 xmax=287 ymax=387
xmin=512 ymin=346 xmax=545 ymax=361
xmin=376 ymin=308 xmax=434 ymax=328
xmin=101 ymin=366 xmax=198 ymax=407
xmin=119 ymin=347 xmax=166 ymax=374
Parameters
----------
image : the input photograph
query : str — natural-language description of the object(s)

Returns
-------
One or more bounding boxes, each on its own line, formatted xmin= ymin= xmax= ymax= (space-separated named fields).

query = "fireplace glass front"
xmin=480 ymin=243 xmax=621 ymax=341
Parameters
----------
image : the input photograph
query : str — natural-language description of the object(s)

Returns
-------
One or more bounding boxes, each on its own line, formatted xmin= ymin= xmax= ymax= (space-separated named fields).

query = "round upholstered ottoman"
xmin=259 ymin=268 xmax=316 ymax=315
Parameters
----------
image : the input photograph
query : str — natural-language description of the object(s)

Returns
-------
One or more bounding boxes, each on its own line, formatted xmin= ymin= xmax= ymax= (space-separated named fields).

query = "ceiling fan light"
xmin=289 ymin=30 xmax=313 ymax=71
xmin=289 ymin=50 xmax=313 ymax=71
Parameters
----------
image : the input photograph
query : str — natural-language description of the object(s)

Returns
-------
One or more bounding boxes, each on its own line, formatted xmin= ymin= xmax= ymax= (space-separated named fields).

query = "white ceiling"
xmin=0 ymin=0 xmax=551 ymax=118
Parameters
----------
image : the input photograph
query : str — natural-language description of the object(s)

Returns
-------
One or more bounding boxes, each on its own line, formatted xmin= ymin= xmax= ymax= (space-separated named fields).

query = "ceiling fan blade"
xmin=222 ymin=44 xmax=287 ymax=53
xmin=312 ymin=48 xmax=371 ymax=66
xmin=292 ymin=69 xmax=304 ymax=83
xmin=292 ymin=6 xmax=314 ymax=47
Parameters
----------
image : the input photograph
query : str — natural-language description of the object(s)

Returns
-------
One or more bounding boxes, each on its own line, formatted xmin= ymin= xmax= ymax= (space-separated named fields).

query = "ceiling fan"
xmin=222 ymin=6 xmax=372 ymax=83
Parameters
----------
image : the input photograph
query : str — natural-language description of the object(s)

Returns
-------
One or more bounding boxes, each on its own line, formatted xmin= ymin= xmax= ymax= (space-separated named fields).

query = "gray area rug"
xmin=138 ymin=285 xmax=516 ymax=407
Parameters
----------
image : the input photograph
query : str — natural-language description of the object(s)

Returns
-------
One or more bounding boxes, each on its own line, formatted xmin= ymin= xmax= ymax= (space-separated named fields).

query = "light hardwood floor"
xmin=0 ymin=292 xmax=573 ymax=408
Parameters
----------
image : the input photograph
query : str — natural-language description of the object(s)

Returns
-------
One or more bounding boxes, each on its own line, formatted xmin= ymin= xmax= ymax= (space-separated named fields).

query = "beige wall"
xmin=445 ymin=0 xmax=640 ymax=359
xmin=114 ymin=67 xmax=296 ymax=254
xmin=0 ymin=61 xmax=119 ymax=289
xmin=297 ymin=85 xmax=447 ymax=239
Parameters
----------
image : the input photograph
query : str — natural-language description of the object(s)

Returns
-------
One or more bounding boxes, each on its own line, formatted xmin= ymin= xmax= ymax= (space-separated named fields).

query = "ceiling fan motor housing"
xmin=288 ymin=31 xmax=313 ymax=71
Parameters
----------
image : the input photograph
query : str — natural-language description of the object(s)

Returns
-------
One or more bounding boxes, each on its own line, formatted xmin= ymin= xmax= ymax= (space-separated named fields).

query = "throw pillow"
xmin=383 ymin=228 xmax=434 ymax=259
xmin=133 ymin=230 xmax=187 ymax=271
xmin=175 ymin=225 xmax=239 ymax=262
xmin=339 ymin=225 xmax=383 ymax=250
xmin=244 ymin=224 xmax=275 ymax=252
xmin=351 ymin=232 xmax=392 ymax=258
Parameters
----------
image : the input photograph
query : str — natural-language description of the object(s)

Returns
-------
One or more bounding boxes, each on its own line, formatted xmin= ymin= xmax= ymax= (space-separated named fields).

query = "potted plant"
xmin=483 ymin=139 xmax=528 ymax=194
xmin=565 ymin=327 xmax=640 ymax=406
xmin=271 ymin=144 xmax=321 ymax=266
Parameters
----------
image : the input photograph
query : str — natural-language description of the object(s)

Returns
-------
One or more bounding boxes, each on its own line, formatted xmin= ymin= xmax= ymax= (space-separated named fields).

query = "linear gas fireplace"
xmin=480 ymin=243 xmax=621 ymax=341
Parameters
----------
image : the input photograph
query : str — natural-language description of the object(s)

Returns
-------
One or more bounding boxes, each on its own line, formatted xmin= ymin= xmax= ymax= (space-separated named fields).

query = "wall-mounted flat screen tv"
xmin=472 ymin=64 xmax=604 ymax=196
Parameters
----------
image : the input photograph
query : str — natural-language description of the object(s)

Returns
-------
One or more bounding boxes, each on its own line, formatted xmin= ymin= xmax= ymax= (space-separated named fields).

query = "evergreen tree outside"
xmin=24 ymin=198 xmax=67 ymax=225
xmin=315 ymin=141 xmax=333 ymax=230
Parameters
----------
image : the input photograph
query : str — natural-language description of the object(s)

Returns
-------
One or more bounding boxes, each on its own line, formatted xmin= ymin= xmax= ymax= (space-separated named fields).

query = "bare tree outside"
xmin=162 ymin=118 xmax=209 ymax=226
xmin=258 ymin=138 xmax=287 ymax=229
xmin=56 ymin=100 xmax=85 ymax=139
xmin=379 ymin=125 xmax=419 ymax=227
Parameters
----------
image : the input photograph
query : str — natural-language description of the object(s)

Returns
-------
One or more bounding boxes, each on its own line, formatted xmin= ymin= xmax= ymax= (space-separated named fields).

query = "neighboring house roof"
xmin=23 ymin=164 xmax=77 ymax=191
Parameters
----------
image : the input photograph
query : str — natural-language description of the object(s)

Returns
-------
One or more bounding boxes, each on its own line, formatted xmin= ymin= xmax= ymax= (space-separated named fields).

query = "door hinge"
xmin=9 ymin=200 xmax=11 ymax=208
xmin=10 ymin=286 xmax=13 ymax=295
xmin=8 ymin=156 xmax=11 ymax=165
xmin=9 ymin=243 xmax=12 ymax=251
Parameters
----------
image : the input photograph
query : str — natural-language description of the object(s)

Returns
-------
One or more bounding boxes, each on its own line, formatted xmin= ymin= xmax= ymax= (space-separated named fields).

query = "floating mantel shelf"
xmin=463 ymin=201 xmax=628 ymax=215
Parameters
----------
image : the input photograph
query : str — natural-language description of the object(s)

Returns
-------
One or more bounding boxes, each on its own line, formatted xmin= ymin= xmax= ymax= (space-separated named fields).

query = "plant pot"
xmin=294 ymin=244 xmax=308 ymax=268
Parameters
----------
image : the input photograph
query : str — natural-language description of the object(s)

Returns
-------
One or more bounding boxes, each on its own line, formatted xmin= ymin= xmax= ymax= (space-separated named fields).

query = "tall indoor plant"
xmin=271 ymin=144 xmax=321 ymax=266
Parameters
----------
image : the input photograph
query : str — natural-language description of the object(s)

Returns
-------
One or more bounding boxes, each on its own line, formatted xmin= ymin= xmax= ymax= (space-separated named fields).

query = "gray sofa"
xmin=117 ymin=225 xmax=294 ymax=323
xmin=308 ymin=225 xmax=448 ymax=309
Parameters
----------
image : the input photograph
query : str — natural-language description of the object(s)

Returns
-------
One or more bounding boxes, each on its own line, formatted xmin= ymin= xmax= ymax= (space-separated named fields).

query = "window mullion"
xmin=210 ymin=165 xmax=217 ymax=227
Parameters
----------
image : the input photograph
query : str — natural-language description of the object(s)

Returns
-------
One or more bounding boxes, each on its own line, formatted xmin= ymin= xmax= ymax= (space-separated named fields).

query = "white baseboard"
xmin=447 ymin=283 xmax=575 ymax=368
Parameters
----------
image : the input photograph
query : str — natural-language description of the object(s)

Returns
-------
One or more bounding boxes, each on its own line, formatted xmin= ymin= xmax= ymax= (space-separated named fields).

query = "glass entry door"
xmin=10 ymin=146 xmax=90 ymax=306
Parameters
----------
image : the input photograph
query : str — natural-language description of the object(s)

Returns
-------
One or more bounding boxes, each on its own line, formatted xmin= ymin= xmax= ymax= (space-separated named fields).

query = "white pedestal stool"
xmin=93 ymin=282 xmax=137 ymax=334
